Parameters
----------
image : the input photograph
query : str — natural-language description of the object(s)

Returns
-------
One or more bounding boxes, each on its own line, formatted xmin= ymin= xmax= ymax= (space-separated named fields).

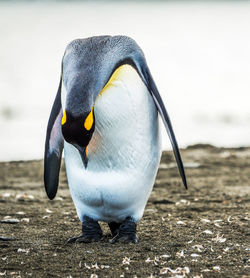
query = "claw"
xmin=67 ymin=234 xmax=102 ymax=244
xmin=110 ymin=233 xmax=138 ymax=244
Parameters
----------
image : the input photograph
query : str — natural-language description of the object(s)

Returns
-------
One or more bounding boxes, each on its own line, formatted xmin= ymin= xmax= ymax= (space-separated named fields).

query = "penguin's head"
xmin=61 ymin=106 xmax=95 ymax=168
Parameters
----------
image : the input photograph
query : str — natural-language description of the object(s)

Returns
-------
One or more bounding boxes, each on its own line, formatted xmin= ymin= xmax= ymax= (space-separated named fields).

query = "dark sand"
xmin=0 ymin=145 xmax=249 ymax=277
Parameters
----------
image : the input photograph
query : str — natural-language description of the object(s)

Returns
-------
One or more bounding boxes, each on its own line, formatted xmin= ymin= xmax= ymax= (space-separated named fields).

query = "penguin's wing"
xmin=44 ymin=77 xmax=64 ymax=199
xmin=136 ymin=62 xmax=187 ymax=189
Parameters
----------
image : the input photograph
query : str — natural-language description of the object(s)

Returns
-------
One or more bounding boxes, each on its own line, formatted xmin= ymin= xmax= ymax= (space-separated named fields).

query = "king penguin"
xmin=44 ymin=35 xmax=187 ymax=244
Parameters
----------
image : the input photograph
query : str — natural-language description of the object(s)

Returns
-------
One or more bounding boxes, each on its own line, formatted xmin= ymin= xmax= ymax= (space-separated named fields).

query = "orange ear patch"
xmin=61 ymin=111 xmax=67 ymax=125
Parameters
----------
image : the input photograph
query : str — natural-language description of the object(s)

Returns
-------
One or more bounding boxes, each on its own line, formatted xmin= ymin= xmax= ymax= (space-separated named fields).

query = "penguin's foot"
xmin=67 ymin=216 xmax=103 ymax=243
xmin=109 ymin=217 xmax=138 ymax=244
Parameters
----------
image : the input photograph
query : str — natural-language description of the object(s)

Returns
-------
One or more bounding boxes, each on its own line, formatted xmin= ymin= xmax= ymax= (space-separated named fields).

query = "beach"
xmin=0 ymin=145 xmax=249 ymax=277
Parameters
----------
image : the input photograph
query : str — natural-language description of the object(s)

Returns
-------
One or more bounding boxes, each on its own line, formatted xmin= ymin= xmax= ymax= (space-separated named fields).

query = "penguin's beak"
xmin=79 ymin=147 xmax=88 ymax=169
xmin=80 ymin=147 xmax=88 ymax=169
xmin=74 ymin=144 xmax=88 ymax=168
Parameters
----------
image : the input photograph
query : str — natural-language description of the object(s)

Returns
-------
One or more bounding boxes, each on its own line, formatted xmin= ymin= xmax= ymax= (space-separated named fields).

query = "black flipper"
xmin=44 ymin=77 xmax=64 ymax=199
xmin=136 ymin=62 xmax=187 ymax=189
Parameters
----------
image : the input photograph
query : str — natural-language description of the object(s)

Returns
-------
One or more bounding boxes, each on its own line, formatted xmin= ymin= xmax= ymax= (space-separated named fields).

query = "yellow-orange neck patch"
xmin=84 ymin=107 xmax=94 ymax=130
xmin=61 ymin=110 xmax=67 ymax=125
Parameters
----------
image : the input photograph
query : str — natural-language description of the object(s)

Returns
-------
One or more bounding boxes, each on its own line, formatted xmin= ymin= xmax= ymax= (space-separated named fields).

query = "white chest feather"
xmin=62 ymin=65 xmax=161 ymax=222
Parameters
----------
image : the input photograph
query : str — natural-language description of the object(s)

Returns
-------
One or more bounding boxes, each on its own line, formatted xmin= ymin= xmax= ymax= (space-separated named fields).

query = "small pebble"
xmin=122 ymin=257 xmax=131 ymax=265
xmin=2 ymin=193 xmax=11 ymax=198
xmin=84 ymin=263 xmax=91 ymax=269
xmin=16 ymin=193 xmax=34 ymax=201
xmin=91 ymin=263 xmax=99 ymax=269
xmin=176 ymin=250 xmax=184 ymax=258
xmin=21 ymin=218 xmax=30 ymax=223
xmin=100 ymin=265 xmax=110 ymax=269
xmin=213 ymin=266 xmax=221 ymax=271
xmin=203 ymin=230 xmax=213 ymax=235
xmin=201 ymin=218 xmax=211 ymax=223
xmin=17 ymin=248 xmax=29 ymax=254
xmin=177 ymin=221 xmax=185 ymax=225
xmin=0 ymin=218 xmax=20 ymax=224
xmin=191 ymin=253 xmax=200 ymax=257
xmin=160 ymin=254 xmax=170 ymax=258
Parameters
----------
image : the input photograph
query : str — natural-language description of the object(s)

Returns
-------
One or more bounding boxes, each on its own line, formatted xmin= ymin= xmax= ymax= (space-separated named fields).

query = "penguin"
xmin=44 ymin=35 xmax=187 ymax=244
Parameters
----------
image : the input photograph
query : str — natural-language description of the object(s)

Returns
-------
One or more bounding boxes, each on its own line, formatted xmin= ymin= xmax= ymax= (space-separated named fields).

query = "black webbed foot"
xmin=67 ymin=216 xmax=103 ymax=243
xmin=109 ymin=217 xmax=138 ymax=244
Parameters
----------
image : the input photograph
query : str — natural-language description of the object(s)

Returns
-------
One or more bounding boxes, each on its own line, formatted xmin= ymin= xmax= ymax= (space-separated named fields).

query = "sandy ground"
xmin=0 ymin=145 xmax=249 ymax=277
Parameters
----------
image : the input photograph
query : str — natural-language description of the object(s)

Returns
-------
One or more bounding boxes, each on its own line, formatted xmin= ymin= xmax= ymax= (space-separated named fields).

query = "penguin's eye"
xmin=62 ymin=111 xmax=67 ymax=125
xmin=84 ymin=107 xmax=94 ymax=131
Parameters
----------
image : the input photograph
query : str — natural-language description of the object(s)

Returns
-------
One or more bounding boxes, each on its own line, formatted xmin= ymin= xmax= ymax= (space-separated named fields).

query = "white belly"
xmin=63 ymin=65 xmax=161 ymax=223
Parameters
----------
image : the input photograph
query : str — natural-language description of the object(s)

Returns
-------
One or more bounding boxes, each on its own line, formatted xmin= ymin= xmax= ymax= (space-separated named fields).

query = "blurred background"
xmin=0 ymin=0 xmax=249 ymax=161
